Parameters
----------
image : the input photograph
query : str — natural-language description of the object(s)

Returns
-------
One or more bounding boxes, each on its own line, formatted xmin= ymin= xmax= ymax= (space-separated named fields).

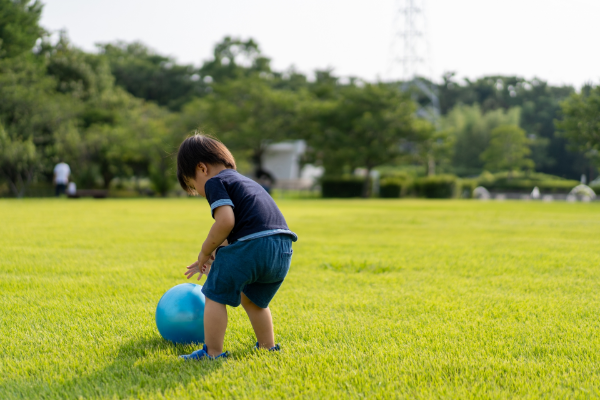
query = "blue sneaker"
xmin=254 ymin=342 xmax=281 ymax=351
xmin=179 ymin=344 xmax=229 ymax=360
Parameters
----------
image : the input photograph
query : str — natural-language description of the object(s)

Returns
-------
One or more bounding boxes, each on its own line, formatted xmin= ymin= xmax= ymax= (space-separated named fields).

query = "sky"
xmin=40 ymin=0 xmax=600 ymax=88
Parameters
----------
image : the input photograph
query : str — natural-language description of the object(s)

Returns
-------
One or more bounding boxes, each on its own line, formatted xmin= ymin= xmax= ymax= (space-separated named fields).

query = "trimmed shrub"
xmin=414 ymin=175 xmax=457 ymax=199
xmin=322 ymin=177 xmax=364 ymax=198
xmin=379 ymin=181 xmax=401 ymax=198
xmin=537 ymin=180 xmax=581 ymax=193
xmin=485 ymin=179 xmax=579 ymax=193
xmin=474 ymin=172 xmax=580 ymax=194
xmin=379 ymin=177 xmax=412 ymax=198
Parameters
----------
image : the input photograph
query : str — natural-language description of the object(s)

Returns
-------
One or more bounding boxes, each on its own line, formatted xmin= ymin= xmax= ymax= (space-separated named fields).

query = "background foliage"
xmin=0 ymin=0 xmax=598 ymax=198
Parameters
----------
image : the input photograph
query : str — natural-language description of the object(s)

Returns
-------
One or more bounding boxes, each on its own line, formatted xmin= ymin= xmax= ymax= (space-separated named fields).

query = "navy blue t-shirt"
xmin=204 ymin=169 xmax=297 ymax=244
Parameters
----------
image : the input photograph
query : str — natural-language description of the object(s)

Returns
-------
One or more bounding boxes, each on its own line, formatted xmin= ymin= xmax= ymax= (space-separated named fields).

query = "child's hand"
xmin=200 ymin=262 xmax=211 ymax=276
xmin=197 ymin=250 xmax=213 ymax=270
xmin=184 ymin=253 xmax=215 ymax=281
xmin=184 ymin=261 xmax=203 ymax=280
xmin=201 ymin=252 xmax=216 ymax=275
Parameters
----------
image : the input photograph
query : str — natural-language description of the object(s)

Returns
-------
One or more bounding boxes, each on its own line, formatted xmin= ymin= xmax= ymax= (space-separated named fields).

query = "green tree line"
xmin=1 ymin=0 xmax=598 ymax=198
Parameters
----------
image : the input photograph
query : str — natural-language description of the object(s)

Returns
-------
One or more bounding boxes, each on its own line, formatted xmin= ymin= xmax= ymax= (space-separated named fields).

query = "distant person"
xmin=53 ymin=160 xmax=71 ymax=197
xmin=176 ymin=134 xmax=297 ymax=360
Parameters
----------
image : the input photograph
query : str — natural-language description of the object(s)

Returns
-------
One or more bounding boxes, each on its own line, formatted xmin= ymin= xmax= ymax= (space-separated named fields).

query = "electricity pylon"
xmin=389 ymin=0 xmax=440 ymax=122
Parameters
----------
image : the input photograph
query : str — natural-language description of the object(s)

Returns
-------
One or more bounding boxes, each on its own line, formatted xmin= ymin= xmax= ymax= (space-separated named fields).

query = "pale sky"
xmin=40 ymin=0 xmax=600 ymax=88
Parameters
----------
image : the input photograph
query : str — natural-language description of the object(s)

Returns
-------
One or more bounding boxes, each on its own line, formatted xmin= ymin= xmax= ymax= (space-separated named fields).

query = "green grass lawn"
xmin=1 ymin=199 xmax=600 ymax=399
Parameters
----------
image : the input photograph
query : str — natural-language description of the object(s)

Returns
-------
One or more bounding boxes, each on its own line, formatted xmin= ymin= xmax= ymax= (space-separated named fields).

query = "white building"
xmin=261 ymin=140 xmax=323 ymax=189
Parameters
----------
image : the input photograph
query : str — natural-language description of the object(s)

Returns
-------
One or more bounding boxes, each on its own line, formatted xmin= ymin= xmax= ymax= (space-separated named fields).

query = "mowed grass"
xmin=1 ymin=198 xmax=600 ymax=399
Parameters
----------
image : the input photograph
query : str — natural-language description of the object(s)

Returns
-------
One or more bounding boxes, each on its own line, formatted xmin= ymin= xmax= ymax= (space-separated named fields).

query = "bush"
xmin=322 ymin=177 xmax=364 ymax=198
xmin=379 ymin=181 xmax=401 ymax=198
xmin=485 ymin=179 xmax=579 ymax=193
xmin=379 ymin=177 xmax=412 ymax=198
xmin=474 ymin=171 xmax=580 ymax=194
xmin=536 ymin=180 xmax=581 ymax=193
xmin=414 ymin=175 xmax=457 ymax=199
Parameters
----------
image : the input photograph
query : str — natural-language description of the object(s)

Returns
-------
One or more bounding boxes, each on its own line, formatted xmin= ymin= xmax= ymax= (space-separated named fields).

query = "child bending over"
xmin=176 ymin=134 xmax=297 ymax=360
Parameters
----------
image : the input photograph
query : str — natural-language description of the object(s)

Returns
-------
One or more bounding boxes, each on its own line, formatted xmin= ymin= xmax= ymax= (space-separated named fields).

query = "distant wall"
xmin=262 ymin=140 xmax=306 ymax=181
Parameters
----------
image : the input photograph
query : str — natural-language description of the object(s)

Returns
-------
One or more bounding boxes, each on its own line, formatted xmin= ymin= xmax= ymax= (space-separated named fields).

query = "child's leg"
xmin=204 ymin=297 xmax=228 ymax=356
xmin=241 ymin=292 xmax=275 ymax=349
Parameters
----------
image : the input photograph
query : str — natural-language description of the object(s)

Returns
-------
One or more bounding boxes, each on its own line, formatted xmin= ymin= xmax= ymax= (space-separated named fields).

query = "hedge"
xmin=483 ymin=179 xmax=580 ymax=193
xmin=379 ymin=182 xmax=401 ymax=198
xmin=379 ymin=177 xmax=412 ymax=198
xmin=322 ymin=177 xmax=364 ymax=198
xmin=323 ymin=171 xmax=586 ymax=199
xmin=413 ymin=175 xmax=457 ymax=199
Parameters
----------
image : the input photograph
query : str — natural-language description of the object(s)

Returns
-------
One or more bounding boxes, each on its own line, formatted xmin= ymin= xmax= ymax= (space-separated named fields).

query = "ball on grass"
xmin=155 ymin=283 xmax=205 ymax=344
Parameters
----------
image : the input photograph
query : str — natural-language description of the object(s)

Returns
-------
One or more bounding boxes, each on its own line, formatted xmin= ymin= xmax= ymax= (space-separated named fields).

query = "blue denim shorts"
xmin=202 ymin=234 xmax=293 ymax=308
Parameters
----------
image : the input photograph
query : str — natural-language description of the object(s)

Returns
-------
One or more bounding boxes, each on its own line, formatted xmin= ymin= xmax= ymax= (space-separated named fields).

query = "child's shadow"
xmin=6 ymin=336 xmax=229 ymax=399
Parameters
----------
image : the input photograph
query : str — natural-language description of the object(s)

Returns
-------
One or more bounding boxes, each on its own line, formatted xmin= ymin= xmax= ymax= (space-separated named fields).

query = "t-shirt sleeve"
xmin=204 ymin=177 xmax=234 ymax=218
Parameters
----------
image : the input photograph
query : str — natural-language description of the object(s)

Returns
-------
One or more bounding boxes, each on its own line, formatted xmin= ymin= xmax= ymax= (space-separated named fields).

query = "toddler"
xmin=176 ymin=134 xmax=297 ymax=360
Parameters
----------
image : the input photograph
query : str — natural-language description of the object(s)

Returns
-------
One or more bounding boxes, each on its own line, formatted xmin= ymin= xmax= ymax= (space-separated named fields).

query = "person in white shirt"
xmin=53 ymin=161 xmax=71 ymax=197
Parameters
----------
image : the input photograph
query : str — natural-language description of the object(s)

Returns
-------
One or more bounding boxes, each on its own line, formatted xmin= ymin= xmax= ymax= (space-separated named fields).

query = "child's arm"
xmin=203 ymin=237 xmax=228 ymax=267
xmin=185 ymin=206 xmax=234 ymax=280
xmin=199 ymin=206 xmax=234 ymax=268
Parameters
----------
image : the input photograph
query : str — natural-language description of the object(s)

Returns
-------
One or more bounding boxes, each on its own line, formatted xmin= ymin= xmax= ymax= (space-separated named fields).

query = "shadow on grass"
xmin=1 ymin=336 xmax=234 ymax=399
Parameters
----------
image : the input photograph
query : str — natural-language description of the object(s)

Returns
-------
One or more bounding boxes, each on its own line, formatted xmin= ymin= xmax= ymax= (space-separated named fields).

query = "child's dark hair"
xmin=177 ymin=133 xmax=236 ymax=194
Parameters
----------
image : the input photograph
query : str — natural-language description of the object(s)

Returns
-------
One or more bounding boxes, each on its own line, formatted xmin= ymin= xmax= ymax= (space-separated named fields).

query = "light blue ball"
xmin=155 ymin=283 xmax=205 ymax=344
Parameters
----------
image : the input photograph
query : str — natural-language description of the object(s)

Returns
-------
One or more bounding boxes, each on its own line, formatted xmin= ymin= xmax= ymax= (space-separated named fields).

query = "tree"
xmin=98 ymin=41 xmax=205 ymax=111
xmin=309 ymin=82 xmax=419 ymax=197
xmin=0 ymin=123 xmax=36 ymax=197
xmin=77 ymin=87 xmax=175 ymax=190
xmin=47 ymin=33 xmax=115 ymax=101
xmin=0 ymin=2 xmax=80 ymax=196
xmin=480 ymin=125 xmax=534 ymax=174
xmin=180 ymin=77 xmax=305 ymax=176
xmin=0 ymin=54 xmax=80 ymax=195
xmin=556 ymin=84 xmax=600 ymax=154
xmin=441 ymin=104 xmax=521 ymax=175
xmin=199 ymin=37 xmax=271 ymax=84
xmin=416 ymin=125 xmax=455 ymax=176
xmin=438 ymin=73 xmax=582 ymax=178
xmin=556 ymin=84 xmax=600 ymax=178
xmin=42 ymin=34 xmax=180 ymax=191
xmin=138 ymin=105 xmax=179 ymax=196
xmin=0 ymin=0 xmax=43 ymax=58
